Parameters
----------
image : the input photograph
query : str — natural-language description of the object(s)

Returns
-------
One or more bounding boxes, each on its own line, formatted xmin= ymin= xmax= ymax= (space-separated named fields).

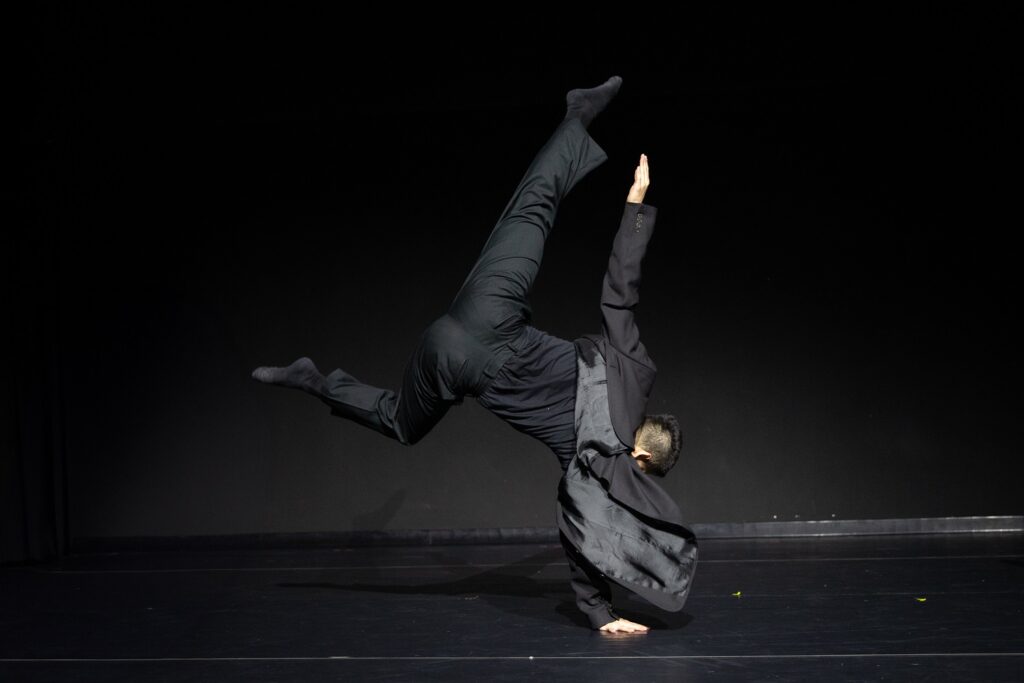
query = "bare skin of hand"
xmin=599 ymin=617 xmax=650 ymax=633
xmin=626 ymin=153 xmax=650 ymax=203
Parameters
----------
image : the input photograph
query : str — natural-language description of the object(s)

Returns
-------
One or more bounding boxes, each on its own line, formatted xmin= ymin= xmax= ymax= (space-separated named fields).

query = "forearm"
xmin=562 ymin=536 xmax=619 ymax=629
xmin=600 ymin=201 xmax=658 ymax=356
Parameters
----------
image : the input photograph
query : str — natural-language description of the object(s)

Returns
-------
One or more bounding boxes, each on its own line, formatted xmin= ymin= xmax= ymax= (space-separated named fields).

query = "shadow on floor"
xmin=275 ymin=544 xmax=695 ymax=629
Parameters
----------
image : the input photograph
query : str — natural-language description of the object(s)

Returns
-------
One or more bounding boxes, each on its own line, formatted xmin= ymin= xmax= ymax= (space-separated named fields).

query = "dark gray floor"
xmin=2 ymin=533 xmax=1023 ymax=681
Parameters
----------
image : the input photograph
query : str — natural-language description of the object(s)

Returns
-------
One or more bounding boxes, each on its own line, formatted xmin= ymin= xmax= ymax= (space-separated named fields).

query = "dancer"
xmin=253 ymin=76 xmax=698 ymax=633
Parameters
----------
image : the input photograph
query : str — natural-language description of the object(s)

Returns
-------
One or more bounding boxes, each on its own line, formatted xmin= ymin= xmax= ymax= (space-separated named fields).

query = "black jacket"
xmin=559 ymin=201 xmax=699 ymax=629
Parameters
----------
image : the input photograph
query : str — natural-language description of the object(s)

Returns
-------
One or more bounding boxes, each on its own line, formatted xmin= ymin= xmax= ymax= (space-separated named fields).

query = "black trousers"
xmin=319 ymin=116 xmax=608 ymax=445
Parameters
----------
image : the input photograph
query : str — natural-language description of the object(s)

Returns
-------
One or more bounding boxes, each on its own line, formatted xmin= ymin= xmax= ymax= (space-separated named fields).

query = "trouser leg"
xmin=317 ymin=117 xmax=607 ymax=443
xmin=318 ymin=367 xmax=414 ymax=444
xmin=318 ymin=319 xmax=458 ymax=446
xmin=448 ymin=117 xmax=608 ymax=368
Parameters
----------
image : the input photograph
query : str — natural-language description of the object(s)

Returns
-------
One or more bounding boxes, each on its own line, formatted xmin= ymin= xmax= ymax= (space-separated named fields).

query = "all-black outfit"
xmin=315 ymin=116 xmax=698 ymax=629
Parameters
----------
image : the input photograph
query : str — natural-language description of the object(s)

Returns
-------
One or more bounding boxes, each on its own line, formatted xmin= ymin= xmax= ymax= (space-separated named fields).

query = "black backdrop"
xmin=7 ymin=6 xmax=1022 ymax=563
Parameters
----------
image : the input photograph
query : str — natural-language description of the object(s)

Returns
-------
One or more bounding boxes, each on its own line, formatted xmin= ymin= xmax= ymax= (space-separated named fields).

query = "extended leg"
xmin=447 ymin=92 xmax=614 ymax=350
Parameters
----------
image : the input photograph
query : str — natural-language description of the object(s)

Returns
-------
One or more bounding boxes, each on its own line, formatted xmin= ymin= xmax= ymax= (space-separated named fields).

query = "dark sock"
xmin=251 ymin=357 xmax=325 ymax=396
xmin=564 ymin=75 xmax=623 ymax=128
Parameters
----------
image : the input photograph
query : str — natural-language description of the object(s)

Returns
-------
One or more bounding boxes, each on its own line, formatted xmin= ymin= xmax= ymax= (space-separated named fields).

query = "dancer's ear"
xmin=630 ymin=445 xmax=652 ymax=459
xmin=630 ymin=445 xmax=653 ymax=474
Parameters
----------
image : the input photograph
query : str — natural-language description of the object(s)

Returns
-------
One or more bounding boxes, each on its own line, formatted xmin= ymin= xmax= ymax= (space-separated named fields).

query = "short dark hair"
xmin=635 ymin=414 xmax=681 ymax=477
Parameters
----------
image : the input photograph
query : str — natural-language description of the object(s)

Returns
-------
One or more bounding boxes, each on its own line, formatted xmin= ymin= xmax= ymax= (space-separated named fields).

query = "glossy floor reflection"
xmin=2 ymin=533 xmax=1022 ymax=681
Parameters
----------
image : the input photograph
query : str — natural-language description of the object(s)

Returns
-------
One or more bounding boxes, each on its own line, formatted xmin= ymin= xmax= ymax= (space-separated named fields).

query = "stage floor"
xmin=2 ymin=532 xmax=1022 ymax=681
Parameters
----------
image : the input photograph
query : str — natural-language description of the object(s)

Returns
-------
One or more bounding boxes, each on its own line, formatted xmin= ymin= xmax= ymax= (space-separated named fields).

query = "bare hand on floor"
xmin=599 ymin=617 xmax=650 ymax=633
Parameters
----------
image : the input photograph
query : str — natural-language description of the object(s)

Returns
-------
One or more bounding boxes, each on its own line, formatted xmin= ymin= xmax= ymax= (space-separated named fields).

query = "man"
xmin=252 ymin=76 xmax=698 ymax=633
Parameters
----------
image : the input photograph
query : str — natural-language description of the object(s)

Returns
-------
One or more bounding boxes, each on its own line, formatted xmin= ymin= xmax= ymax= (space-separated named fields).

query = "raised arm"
xmin=601 ymin=154 xmax=658 ymax=364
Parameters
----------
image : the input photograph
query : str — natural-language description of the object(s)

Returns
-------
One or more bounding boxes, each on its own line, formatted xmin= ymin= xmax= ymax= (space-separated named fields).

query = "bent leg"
xmin=318 ymin=316 xmax=468 ymax=446
xmin=447 ymin=117 xmax=608 ymax=347
xmin=319 ymin=366 xmax=450 ymax=447
xmin=319 ymin=356 xmax=448 ymax=447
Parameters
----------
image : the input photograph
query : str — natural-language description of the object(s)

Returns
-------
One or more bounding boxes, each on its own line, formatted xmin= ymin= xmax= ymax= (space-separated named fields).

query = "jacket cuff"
xmin=624 ymin=202 xmax=657 ymax=227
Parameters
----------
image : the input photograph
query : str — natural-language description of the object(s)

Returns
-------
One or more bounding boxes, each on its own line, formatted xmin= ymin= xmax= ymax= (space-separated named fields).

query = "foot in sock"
xmin=564 ymin=75 xmax=623 ymax=128
xmin=251 ymin=357 xmax=325 ymax=396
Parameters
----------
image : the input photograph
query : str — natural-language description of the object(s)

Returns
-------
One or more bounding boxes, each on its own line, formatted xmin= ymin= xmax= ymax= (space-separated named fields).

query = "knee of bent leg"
xmin=394 ymin=423 xmax=425 ymax=447
xmin=398 ymin=431 xmax=422 ymax=447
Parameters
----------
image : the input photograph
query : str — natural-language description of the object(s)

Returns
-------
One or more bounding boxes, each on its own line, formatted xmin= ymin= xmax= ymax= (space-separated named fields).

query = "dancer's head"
xmin=631 ymin=414 xmax=682 ymax=477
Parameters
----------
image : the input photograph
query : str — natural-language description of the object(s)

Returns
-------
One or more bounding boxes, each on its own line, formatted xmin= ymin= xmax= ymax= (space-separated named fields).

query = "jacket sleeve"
xmin=560 ymin=531 xmax=620 ymax=629
xmin=600 ymin=202 xmax=658 ymax=364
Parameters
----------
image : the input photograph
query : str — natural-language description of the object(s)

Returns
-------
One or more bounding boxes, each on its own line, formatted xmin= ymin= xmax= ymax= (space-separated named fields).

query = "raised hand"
xmin=626 ymin=153 xmax=650 ymax=204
